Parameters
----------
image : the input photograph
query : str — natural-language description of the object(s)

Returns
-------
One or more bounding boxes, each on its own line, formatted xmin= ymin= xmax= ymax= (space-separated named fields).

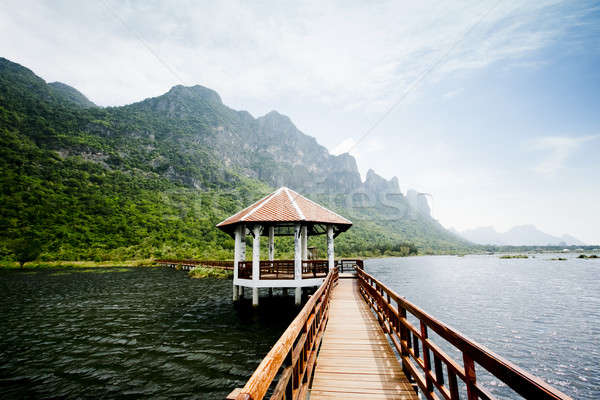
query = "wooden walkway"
xmin=229 ymin=267 xmax=572 ymax=400
xmin=310 ymin=278 xmax=417 ymax=400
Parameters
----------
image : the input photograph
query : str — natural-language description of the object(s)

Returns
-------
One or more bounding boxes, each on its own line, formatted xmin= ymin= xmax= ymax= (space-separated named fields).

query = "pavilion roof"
xmin=216 ymin=187 xmax=352 ymax=236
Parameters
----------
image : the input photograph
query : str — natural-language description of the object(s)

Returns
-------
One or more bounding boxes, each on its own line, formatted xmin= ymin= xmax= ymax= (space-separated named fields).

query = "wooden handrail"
xmin=155 ymin=259 xmax=234 ymax=270
xmin=227 ymin=268 xmax=339 ymax=400
xmin=335 ymin=258 xmax=363 ymax=272
xmin=356 ymin=268 xmax=573 ymax=400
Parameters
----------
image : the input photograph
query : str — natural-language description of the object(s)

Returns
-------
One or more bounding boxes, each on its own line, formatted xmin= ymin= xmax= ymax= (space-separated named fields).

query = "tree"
xmin=9 ymin=238 xmax=42 ymax=268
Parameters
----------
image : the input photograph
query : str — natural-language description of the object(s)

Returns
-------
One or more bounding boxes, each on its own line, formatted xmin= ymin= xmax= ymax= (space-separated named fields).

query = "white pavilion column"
xmin=238 ymin=225 xmax=246 ymax=297
xmin=268 ymin=226 xmax=275 ymax=297
xmin=327 ymin=225 xmax=335 ymax=271
xmin=252 ymin=225 xmax=263 ymax=307
xmin=294 ymin=223 xmax=302 ymax=305
xmin=233 ymin=225 xmax=242 ymax=301
xmin=240 ymin=226 xmax=246 ymax=260
xmin=301 ymin=225 xmax=308 ymax=260
xmin=268 ymin=226 xmax=275 ymax=261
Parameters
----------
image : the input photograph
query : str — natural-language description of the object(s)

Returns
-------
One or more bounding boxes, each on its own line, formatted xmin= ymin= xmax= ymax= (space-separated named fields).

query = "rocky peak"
xmin=256 ymin=110 xmax=297 ymax=134
xmin=406 ymin=189 xmax=431 ymax=216
xmin=364 ymin=169 xmax=401 ymax=193
xmin=165 ymin=84 xmax=222 ymax=104
xmin=128 ymin=84 xmax=225 ymax=117
xmin=330 ymin=153 xmax=360 ymax=174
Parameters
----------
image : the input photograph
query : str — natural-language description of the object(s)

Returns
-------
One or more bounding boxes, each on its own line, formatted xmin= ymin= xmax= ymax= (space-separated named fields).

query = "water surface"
xmin=1 ymin=255 xmax=598 ymax=399
xmin=0 ymin=267 xmax=297 ymax=399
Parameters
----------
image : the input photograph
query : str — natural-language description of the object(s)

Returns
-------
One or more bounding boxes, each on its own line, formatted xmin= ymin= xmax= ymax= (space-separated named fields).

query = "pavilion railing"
xmin=227 ymin=267 xmax=339 ymax=400
xmin=236 ymin=260 xmax=331 ymax=280
xmin=238 ymin=261 xmax=253 ymax=279
xmin=302 ymin=260 xmax=328 ymax=277
xmin=356 ymin=268 xmax=573 ymax=400
xmin=157 ymin=258 xmax=364 ymax=278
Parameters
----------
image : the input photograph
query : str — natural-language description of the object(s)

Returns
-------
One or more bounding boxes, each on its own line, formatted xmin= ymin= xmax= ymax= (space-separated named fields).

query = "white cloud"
xmin=531 ymin=135 xmax=600 ymax=175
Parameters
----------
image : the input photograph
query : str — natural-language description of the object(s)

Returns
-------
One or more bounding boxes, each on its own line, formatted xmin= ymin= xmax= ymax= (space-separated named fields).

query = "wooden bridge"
xmin=227 ymin=266 xmax=573 ymax=400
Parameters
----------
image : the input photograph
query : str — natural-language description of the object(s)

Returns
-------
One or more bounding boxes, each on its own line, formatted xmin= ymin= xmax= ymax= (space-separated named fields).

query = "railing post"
xmin=463 ymin=352 xmax=478 ymax=400
xmin=420 ymin=321 xmax=434 ymax=395
xmin=285 ymin=351 xmax=293 ymax=399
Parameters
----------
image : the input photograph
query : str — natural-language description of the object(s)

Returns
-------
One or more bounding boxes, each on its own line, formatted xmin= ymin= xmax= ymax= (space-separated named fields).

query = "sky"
xmin=1 ymin=0 xmax=599 ymax=244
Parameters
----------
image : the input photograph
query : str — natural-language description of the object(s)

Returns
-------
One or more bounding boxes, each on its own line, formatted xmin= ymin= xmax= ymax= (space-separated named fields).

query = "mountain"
xmin=48 ymin=82 xmax=97 ymax=108
xmin=458 ymin=225 xmax=585 ymax=246
xmin=0 ymin=57 xmax=469 ymax=261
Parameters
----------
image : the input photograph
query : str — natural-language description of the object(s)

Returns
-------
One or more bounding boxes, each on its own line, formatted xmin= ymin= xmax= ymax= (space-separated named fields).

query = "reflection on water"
xmin=366 ymin=254 xmax=600 ymax=400
xmin=0 ymin=267 xmax=297 ymax=399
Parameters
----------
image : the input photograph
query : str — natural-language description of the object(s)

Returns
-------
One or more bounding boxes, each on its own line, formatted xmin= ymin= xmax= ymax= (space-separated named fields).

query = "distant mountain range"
xmin=452 ymin=225 xmax=585 ymax=246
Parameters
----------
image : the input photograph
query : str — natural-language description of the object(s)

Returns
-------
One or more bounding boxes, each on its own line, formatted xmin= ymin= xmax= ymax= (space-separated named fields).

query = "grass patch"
xmin=578 ymin=254 xmax=599 ymax=259
xmin=550 ymin=258 xmax=567 ymax=261
xmin=189 ymin=266 xmax=233 ymax=279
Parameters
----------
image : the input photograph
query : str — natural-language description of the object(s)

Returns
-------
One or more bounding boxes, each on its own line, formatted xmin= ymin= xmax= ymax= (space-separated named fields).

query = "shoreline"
xmin=0 ymin=259 xmax=158 ymax=270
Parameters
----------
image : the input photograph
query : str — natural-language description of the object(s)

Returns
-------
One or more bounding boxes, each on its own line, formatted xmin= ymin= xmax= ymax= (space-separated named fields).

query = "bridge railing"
xmin=335 ymin=258 xmax=364 ymax=273
xmin=227 ymin=267 xmax=339 ymax=400
xmin=155 ymin=259 xmax=234 ymax=270
xmin=356 ymin=268 xmax=572 ymax=400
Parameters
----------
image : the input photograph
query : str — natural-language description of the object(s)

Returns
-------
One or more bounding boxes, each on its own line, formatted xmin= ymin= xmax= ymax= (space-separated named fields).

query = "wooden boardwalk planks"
xmin=309 ymin=278 xmax=417 ymax=400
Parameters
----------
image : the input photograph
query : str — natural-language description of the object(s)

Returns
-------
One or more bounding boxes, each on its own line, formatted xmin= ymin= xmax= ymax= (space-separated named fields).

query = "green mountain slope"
xmin=0 ymin=57 xmax=470 ymax=261
xmin=48 ymin=82 xmax=97 ymax=108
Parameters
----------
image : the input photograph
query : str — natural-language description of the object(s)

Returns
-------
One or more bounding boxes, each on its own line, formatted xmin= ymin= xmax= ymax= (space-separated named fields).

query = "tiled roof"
xmin=216 ymin=187 xmax=352 ymax=231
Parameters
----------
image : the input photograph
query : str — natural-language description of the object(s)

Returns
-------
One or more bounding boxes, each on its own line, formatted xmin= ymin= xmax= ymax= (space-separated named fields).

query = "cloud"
xmin=532 ymin=135 xmax=600 ymax=175
xmin=0 ymin=0 xmax=592 ymax=112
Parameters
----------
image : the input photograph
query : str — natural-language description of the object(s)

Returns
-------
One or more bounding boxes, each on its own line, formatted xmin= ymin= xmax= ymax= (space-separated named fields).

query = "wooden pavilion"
xmin=216 ymin=187 xmax=352 ymax=306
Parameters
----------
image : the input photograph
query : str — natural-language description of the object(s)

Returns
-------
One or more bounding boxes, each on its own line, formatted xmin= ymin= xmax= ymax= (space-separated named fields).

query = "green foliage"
xmin=578 ymin=254 xmax=599 ymax=259
xmin=499 ymin=254 xmax=529 ymax=259
xmin=7 ymin=237 xmax=42 ymax=267
xmin=189 ymin=266 xmax=233 ymax=279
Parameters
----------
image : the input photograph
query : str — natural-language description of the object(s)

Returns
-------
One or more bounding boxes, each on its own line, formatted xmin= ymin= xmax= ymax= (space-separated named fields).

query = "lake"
xmin=0 ymin=254 xmax=598 ymax=399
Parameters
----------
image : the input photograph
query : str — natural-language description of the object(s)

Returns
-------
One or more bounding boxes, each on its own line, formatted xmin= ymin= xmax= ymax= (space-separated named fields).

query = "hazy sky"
xmin=2 ymin=1 xmax=599 ymax=243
